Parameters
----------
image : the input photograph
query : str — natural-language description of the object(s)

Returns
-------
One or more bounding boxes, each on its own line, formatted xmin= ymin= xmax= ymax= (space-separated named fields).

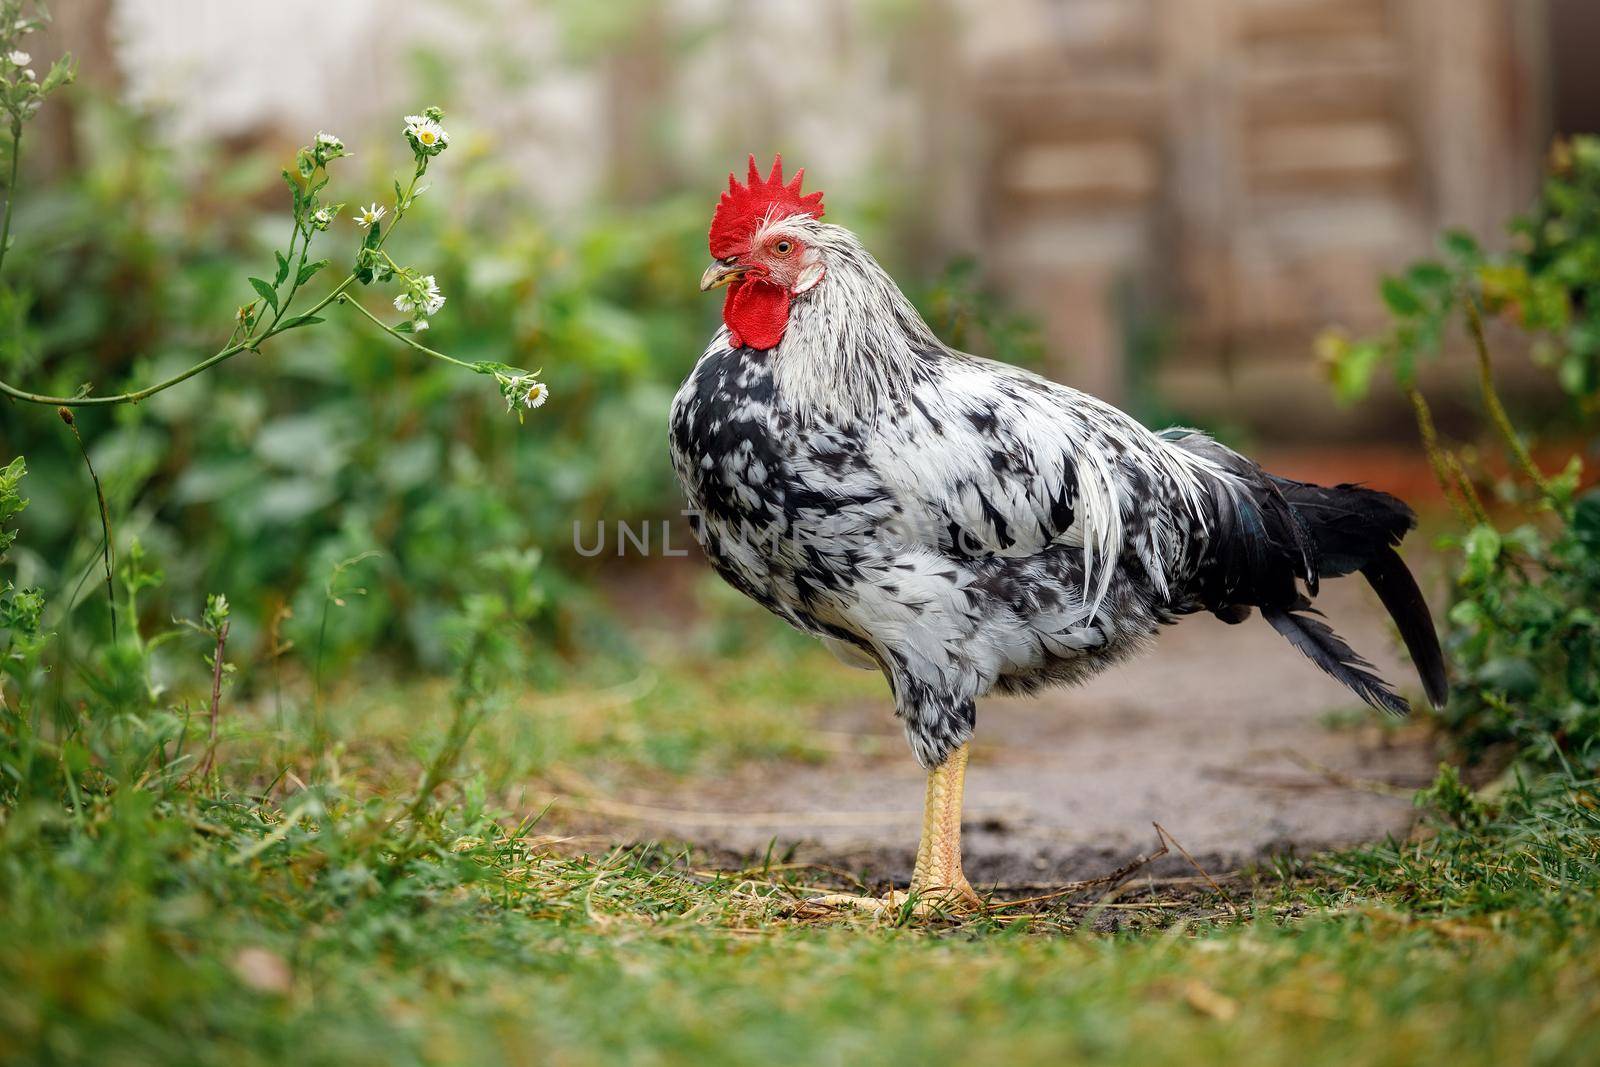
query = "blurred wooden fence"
xmin=973 ymin=0 xmax=1551 ymax=425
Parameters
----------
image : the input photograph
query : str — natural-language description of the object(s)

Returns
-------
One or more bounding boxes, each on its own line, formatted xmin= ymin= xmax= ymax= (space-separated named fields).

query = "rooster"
xmin=669 ymin=156 xmax=1447 ymax=913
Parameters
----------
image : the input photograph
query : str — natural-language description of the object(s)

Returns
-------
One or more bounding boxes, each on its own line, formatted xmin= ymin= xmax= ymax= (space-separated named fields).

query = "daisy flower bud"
xmin=312 ymin=131 xmax=346 ymax=162
xmin=309 ymin=132 xmax=347 ymax=168
xmin=395 ymin=274 xmax=445 ymax=316
xmin=7 ymin=51 xmax=29 ymax=67
xmin=420 ymin=275 xmax=445 ymax=315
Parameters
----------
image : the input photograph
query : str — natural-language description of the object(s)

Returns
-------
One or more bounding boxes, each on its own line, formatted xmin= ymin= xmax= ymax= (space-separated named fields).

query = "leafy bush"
xmin=0 ymin=91 xmax=584 ymax=679
xmin=1321 ymin=136 xmax=1600 ymax=774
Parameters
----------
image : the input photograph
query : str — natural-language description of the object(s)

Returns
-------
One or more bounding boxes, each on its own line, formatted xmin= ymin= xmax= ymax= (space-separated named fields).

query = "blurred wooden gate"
xmin=974 ymin=0 xmax=1545 ymax=424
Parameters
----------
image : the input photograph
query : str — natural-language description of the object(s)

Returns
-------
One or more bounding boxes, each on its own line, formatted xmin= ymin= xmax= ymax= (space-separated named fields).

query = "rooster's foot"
xmin=795 ymin=883 xmax=982 ymax=920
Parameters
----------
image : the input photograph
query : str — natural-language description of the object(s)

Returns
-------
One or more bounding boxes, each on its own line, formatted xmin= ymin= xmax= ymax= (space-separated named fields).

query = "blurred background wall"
xmin=40 ymin=0 xmax=1599 ymax=437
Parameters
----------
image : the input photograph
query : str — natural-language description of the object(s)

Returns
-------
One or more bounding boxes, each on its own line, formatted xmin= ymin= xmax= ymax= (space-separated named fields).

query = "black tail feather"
xmin=1269 ymin=478 xmax=1414 ymax=579
xmin=1261 ymin=599 xmax=1411 ymax=716
xmin=1361 ymin=545 xmax=1449 ymax=709
xmin=1166 ymin=433 xmax=1447 ymax=711
xmin=1273 ymin=479 xmax=1447 ymax=709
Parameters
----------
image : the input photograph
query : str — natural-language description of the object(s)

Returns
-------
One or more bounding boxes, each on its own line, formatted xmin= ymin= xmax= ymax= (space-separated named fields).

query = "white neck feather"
xmin=767 ymin=222 xmax=945 ymax=420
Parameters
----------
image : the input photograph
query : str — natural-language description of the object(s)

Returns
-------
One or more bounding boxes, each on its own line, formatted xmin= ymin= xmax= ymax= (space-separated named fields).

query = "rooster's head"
xmin=701 ymin=154 xmax=826 ymax=351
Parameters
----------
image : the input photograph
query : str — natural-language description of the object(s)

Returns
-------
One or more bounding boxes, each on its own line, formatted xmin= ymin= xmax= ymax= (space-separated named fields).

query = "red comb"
xmin=708 ymin=154 xmax=825 ymax=259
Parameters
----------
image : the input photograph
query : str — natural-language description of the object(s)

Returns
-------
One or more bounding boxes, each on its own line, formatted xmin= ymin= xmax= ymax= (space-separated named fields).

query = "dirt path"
xmin=578 ymin=579 xmax=1442 ymax=886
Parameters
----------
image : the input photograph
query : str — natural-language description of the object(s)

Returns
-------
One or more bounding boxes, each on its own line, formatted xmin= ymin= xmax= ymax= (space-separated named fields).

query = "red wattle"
xmin=723 ymin=278 xmax=790 ymax=351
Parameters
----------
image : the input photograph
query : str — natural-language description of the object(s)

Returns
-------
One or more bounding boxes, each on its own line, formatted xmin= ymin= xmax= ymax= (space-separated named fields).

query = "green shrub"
xmin=1323 ymin=136 xmax=1600 ymax=774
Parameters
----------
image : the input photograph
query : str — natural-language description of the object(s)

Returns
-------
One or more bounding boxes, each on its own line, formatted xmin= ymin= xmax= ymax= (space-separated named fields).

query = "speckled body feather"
xmin=671 ymin=217 xmax=1444 ymax=766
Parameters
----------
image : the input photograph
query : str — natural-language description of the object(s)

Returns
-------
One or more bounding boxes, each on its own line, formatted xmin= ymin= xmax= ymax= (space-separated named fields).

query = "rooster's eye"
xmin=773 ymin=240 xmax=793 ymax=257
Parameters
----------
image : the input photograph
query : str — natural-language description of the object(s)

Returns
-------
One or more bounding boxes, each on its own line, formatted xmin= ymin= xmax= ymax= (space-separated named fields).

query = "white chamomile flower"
xmin=404 ymin=115 xmax=449 ymax=154
xmin=316 ymin=131 xmax=342 ymax=148
xmin=7 ymin=50 xmax=29 ymax=66
xmin=419 ymin=275 xmax=445 ymax=315
xmin=520 ymin=379 xmax=548 ymax=410
xmin=394 ymin=275 xmax=445 ymax=316
xmin=353 ymin=203 xmax=386 ymax=229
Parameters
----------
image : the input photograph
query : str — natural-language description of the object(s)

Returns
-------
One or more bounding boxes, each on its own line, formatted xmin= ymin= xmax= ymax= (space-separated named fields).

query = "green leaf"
xmin=281 ymin=169 xmax=303 ymax=212
xmin=1573 ymin=490 xmax=1600 ymax=550
xmin=274 ymin=251 xmax=290 ymax=287
xmin=1406 ymin=260 xmax=1454 ymax=291
xmin=1442 ymin=229 xmax=1482 ymax=262
xmin=248 ymin=277 xmax=279 ymax=313
xmin=1567 ymin=630 xmax=1599 ymax=704
xmin=1380 ymin=276 xmax=1424 ymax=317
xmin=1547 ymin=454 xmax=1584 ymax=509
xmin=39 ymin=55 xmax=75 ymax=95
xmin=1448 ymin=598 xmax=1485 ymax=629
xmin=1476 ymin=656 xmax=1540 ymax=699
xmin=297 ymin=260 xmax=329 ymax=287
xmin=276 ymin=314 xmax=325 ymax=331
xmin=1329 ymin=339 xmax=1382 ymax=405
xmin=1461 ymin=525 xmax=1503 ymax=585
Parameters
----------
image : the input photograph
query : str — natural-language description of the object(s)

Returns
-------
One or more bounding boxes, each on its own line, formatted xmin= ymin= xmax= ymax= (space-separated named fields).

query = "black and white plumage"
xmin=671 ymin=182 xmax=1446 ymax=770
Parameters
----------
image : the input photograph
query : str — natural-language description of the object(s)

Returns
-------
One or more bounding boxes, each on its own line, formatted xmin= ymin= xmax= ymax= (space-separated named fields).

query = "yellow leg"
xmin=909 ymin=741 xmax=979 ymax=906
xmin=805 ymin=742 xmax=981 ymax=917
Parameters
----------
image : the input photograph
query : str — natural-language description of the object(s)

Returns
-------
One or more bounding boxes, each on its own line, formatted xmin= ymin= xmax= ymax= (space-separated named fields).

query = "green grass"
xmin=2 ymin=773 xmax=1597 ymax=1066
xmin=3 ymin=633 xmax=1600 ymax=1066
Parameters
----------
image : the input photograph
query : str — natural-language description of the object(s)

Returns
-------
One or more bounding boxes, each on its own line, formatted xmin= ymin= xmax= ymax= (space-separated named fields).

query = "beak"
xmin=700 ymin=260 xmax=749 ymax=292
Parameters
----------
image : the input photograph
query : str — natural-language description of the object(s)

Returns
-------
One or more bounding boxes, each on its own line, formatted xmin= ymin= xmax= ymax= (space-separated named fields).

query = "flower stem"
xmin=1463 ymin=294 xmax=1552 ymax=501
xmin=0 ymin=121 xmax=20 ymax=280
xmin=198 ymin=618 xmax=230 ymax=779
xmin=1406 ymin=386 xmax=1478 ymax=527
xmin=0 ymin=268 xmax=371 ymax=406
xmin=258 ymin=213 xmax=305 ymax=339
xmin=337 ymin=293 xmax=477 ymax=372
xmin=59 ymin=406 xmax=117 ymax=642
